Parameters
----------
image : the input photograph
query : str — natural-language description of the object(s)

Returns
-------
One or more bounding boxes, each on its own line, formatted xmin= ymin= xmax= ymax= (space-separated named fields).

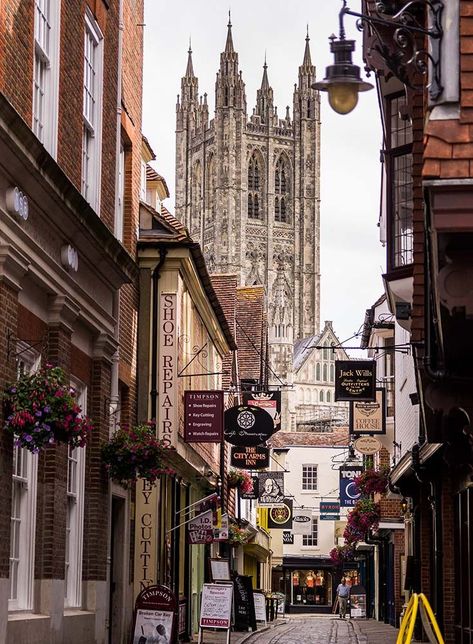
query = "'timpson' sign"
xmin=158 ymin=293 xmax=178 ymax=448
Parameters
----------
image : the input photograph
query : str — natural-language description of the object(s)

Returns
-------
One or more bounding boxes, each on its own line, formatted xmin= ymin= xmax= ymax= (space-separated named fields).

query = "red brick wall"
xmin=0 ymin=0 xmax=34 ymax=124
xmin=83 ymin=357 xmax=112 ymax=581
xmin=35 ymin=325 xmax=71 ymax=579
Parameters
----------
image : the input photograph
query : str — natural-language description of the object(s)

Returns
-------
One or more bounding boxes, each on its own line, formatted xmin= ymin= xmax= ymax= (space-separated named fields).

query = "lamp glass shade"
xmin=327 ymin=83 xmax=359 ymax=115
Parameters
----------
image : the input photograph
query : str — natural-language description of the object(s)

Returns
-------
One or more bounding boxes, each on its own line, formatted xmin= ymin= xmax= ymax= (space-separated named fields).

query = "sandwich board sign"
xmin=198 ymin=583 xmax=233 ymax=644
xmin=133 ymin=584 xmax=177 ymax=644
xmin=253 ymin=591 xmax=267 ymax=625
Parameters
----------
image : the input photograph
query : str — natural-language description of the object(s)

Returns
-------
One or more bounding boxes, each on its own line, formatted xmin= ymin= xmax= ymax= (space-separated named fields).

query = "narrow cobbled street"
xmin=201 ymin=615 xmax=399 ymax=644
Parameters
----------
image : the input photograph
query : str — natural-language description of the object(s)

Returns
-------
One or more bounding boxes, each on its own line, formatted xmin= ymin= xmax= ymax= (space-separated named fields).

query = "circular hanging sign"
xmin=224 ymin=405 xmax=274 ymax=446
xmin=354 ymin=436 xmax=382 ymax=456
xmin=269 ymin=502 xmax=291 ymax=526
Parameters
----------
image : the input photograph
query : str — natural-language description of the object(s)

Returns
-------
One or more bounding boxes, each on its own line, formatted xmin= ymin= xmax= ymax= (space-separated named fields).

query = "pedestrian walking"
xmin=336 ymin=578 xmax=350 ymax=619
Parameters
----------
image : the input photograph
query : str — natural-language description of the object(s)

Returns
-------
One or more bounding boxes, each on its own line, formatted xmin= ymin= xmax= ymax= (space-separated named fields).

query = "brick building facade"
xmin=0 ymin=1 xmax=144 ymax=642
xmin=344 ymin=1 xmax=473 ymax=641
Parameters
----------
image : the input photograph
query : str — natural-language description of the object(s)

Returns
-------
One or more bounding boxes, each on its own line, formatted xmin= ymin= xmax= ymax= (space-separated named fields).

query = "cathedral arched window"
xmin=275 ymin=156 xmax=290 ymax=222
xmin=191 ymin=161 xmax=202 ymax=231
xmin=326 ymin=391 xmax=332 ymax=403
xmin=248 ymin=152 xmax=263 ymax=220
xmin=323 ymin=364 xmax=327 ymax=382
xmin=330 ymin=363 xmax=334 ymax=382
xmin=316 ymin=363 xmax=321 ymax=381
xmin=320 ymin=390 xmax=324 ymax=402
xmin=207 ymin=155 xmax=216 ymax=221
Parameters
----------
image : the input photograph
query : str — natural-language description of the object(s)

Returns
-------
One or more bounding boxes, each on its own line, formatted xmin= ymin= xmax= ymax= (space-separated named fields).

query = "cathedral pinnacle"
xmin=185 ymin=39 xmax=195 ymax=78
xmin=303 ymin=27 xmax=312 ymax=67
xmin=260 ymin=54 xmax=270 ymax=91
xmin=225 ymin=11 xmax=234 ymax=54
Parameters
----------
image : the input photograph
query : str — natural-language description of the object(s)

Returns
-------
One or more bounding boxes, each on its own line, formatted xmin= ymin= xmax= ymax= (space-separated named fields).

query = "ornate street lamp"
xmin=314 ymin=0 xmax=444 ymax=114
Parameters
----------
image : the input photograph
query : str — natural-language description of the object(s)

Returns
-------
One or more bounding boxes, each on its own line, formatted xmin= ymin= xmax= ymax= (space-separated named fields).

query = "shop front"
xmin=281 ymin=557 xmax=359 ymax=613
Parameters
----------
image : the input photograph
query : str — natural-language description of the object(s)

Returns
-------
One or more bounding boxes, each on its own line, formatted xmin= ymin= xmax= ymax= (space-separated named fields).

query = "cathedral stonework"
xmin=175 ymin=20 xmax=321 ymax=380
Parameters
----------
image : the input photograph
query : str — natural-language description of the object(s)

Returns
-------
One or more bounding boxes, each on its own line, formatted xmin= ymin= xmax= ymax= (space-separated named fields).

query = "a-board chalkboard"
xmin=253 ymin=592 xmax=267 ymax=624
xmin=233 ymin=575 xmax=257 ymax=632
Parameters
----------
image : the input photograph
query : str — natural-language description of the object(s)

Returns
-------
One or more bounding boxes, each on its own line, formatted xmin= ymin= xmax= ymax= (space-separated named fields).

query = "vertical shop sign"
xmin=134 ymin=478 xmax=158 ymax=598
xmin=158 ymin=293 xmax=178 ymax=448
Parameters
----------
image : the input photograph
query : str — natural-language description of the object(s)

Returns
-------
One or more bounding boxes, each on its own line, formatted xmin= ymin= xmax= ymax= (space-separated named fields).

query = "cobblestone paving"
xmin=198 ymin=615 xmax=398 ymax=644
xmin=244 ymin=616 xmax=363 ymax=643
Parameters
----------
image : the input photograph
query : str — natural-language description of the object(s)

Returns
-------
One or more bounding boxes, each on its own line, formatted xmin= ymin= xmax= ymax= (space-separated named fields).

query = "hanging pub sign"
xmin=133 ymin=584 xmax=177 ymax=644
xmin=339 ymin=465 xmax=364 ymax=507
xmin=335 ymin=360 xmax=377 ymax=402
xmin=268 ymin=499 xmax=293 ymax=529
xmin=283 ymin=531 xmax=294 ymax=544
xmin=257 ymin=471 xmax=285 ymax=504
xmin=320 ymin=500 xmax=340 ymax=520
xmin=292 ymin=509 xmax=313 ymax=535
xmin=224 ymin=405 xmax=274 ymax=447
xmin=230 ymin=445 xmax=270 ymax=469
xmin=239 ymin=475 xmax=259 ymax=500
xmin=354 ymin=435 xmax=382 ymax=456
xmin=184 ymin=390 xmax=224 ymax=443
xmin=350 ymin=387 xmax=386 ymax=434
xmin=243 ymin=390 xmax=281 ymax=433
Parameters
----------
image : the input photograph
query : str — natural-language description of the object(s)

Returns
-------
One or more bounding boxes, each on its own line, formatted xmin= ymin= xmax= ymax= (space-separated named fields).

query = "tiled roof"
xmin=146 ymin=165 xmax=170 ymax=197
xmin=236 ymin=286 xmax=266 ymax=382
xmin=211 ymin=275 xmax=238 ymax=389
xmin=293 ymin=334 xmax=321 ymax=371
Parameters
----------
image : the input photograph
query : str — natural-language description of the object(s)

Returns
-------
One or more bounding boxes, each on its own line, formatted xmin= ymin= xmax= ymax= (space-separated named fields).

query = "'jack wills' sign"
xmin=335 ymin=360 xmax=376 ymax=402
xmin=158 ymin=293 xmax=178 ymax=448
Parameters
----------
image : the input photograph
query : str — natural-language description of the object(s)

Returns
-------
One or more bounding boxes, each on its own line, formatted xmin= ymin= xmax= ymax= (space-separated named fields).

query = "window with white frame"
xmin=302 ymin=518 xmax=318 ymax=547
xmin=302 ymin=465 xmax=318 ymax=491
xmin=65 ymin=379 xmax=86 ymax=608
xmin=81 ymin=11 xmax=103 ymax=211
xmin=9 ymin=345 xmax=40 ymax=611
xmin=33 ymin=0 xmax=60 ymax=156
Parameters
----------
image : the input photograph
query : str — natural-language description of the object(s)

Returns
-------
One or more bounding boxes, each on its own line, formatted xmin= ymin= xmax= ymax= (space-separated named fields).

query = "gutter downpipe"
xmin=150 ymin=247 xmax=168 ymax=420
xmin=108 ymin=2 xmax=124 ymax=641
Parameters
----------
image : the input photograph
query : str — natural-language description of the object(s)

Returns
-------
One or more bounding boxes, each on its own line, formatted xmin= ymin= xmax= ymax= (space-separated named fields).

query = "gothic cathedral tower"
xmin=175 ymin=21 xmax=321 ymax=380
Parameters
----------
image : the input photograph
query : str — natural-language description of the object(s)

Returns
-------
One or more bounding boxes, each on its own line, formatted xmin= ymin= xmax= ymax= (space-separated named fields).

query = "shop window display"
xmin=291 ymin=570 xmax=333 ymax=605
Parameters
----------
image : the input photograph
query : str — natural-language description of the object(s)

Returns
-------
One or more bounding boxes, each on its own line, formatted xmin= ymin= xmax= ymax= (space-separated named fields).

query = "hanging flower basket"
xmin=354 ymin=467 xmax=389 ymax=496
xmin=228 ymin=524 xmax=251 ymax=546
xmin=329 ymin=544 xmax=355 ymax=565
xmin=227 ymin=468 xmax=254 ymax=494
xmin=3 ymin=364 xmax=92 ymax=453
xmin=343 ymin=498 xmax=380 ymax=546
xmin=101 ymin=423 xmax=174 ymax=488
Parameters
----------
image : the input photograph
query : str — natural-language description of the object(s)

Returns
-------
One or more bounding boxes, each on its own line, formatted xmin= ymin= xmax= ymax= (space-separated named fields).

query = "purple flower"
xmin=9 ymin=387 xmax=17 ymax=394
xmin=49 ymin=437 xmax=55 ymax=444
xmin=35 ymin=410 xmax=42 ymax=417
xmin=25 ymin=435 xmax=32 ymax=442
xmin=43 ymin=405 xmax=51 ymax=413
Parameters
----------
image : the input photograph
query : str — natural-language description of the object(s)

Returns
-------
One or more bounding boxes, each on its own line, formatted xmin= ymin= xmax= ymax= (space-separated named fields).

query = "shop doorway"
xmin=291 ymin=570 xmax=333 ymax=607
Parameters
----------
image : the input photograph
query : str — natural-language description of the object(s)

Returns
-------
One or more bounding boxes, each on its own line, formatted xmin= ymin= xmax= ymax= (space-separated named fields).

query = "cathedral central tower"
xmin=175 ymin=22 xmax=321 ymax=379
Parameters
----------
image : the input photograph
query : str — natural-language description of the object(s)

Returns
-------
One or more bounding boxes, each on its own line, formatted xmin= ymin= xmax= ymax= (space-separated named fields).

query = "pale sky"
xmin=142 ymin=1 xmax=385 ymax=349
